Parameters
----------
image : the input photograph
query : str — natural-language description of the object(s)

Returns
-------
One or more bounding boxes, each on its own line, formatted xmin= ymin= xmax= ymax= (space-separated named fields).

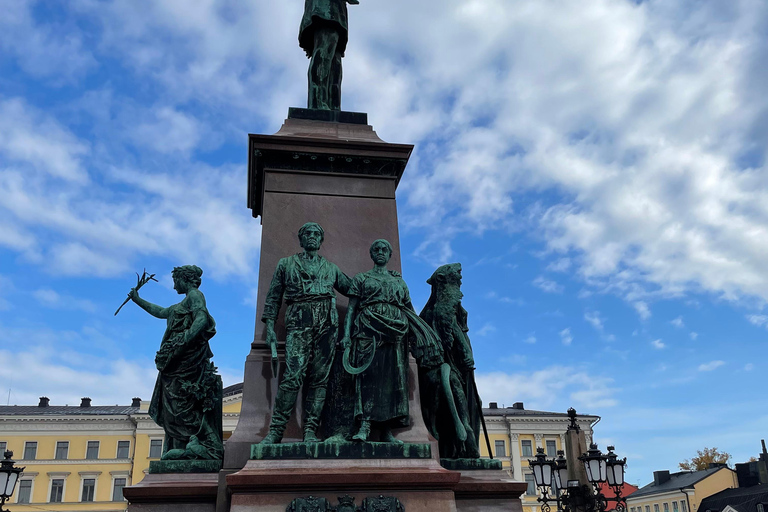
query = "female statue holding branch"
xmin=129 ymin=265 xmax=224 ymax=461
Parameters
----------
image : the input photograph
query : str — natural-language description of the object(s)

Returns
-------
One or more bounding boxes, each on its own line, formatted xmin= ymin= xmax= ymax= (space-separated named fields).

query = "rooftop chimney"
xmin=80 ymin=397 xmax=91 ymax=408
xmin=489 ymin=402 xmax=498 ymax=409
xmin=131 ymin=397 xmax=141 ymax=408
xmin=512 ymin=402 xmax=524 ymax=410
xmin=38 ymin=396 xmax=49 ymax=407
xmin=653 ymin=470 xmax=671 ymax=486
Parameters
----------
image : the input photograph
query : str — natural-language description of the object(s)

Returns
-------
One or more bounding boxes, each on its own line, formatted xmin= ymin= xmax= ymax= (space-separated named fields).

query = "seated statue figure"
xmin=129 ymin=265 xmax=224 ymax=461
xmin=419 ymin=263 xmax=483 ymax=459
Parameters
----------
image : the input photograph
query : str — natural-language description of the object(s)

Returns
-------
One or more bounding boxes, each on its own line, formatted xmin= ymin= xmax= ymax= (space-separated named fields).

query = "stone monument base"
xmin=226 ymin=458 xmax=459 ymax=511
xmin=251 ymin=440 xmax=432 ymax=460
xmin=440 ymin=458 xmax=503 ymax=471
xmin=124 ymin=473 xmax=219 ymax=512
xmin=149 ymin=459 xmax=223 ymax=474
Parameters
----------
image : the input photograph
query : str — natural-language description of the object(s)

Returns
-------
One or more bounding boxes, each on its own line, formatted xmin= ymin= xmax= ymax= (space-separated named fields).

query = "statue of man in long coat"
xmin=299 ymin=0 xmax=360 ymax=110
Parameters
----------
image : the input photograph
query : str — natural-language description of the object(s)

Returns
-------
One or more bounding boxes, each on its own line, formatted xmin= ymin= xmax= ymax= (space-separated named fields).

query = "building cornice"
xmin=19 ymin=459 xmax=132 ymax=466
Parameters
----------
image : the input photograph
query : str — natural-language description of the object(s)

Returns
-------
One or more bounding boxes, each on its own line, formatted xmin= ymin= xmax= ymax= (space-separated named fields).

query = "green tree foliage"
xmin=679 ymin=447 xmax=732 ymax=471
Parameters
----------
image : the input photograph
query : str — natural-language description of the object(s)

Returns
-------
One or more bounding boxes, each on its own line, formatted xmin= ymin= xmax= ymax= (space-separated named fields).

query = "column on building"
xmin=534 ymin=433 xmax=544 ymax=451
xmin=508 ymin=432 xmax=522 ymax=480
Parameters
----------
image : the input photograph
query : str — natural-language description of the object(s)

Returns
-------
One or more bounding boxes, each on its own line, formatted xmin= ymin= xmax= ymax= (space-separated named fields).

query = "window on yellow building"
xmin=646 ymin=505 xmax=651 ymax=512
xmin=664 ymin=503 xmax=670 ymax=512
xmin=525 ymin=473 xmax=536 ymax=495
xmin=655 ymin=504 xmax=660 ymax=512
xmin=50 ymin=479 xmax=65 ymax=502
xmin=113 ymin=477 xmax=127 ymax=501
xmin=17 ymin=480 xmax=32 ymax=504
xmin=24 ymin=441 xmax=37 ymax=460
xmin=55 ymin=441 xmax=69 ymax=460
xmin=522 ymin=440 xmax=533 ymax=457
xmin=495 ymin=440 xmax=506 ymax=457
xmin=82 ymin=479 xmax=96 ymax=502
xmin=149 ymin=439 xmax=163 ymax=458
xmin=546 ymin=440 xmax=557 ymax=456
xmin=86 ymin=441 xmax=99 ymax=459
xmin=117 ymin=441 xmax=130 ymax=458
xmin=0 ymin=442 xmax=6 ymax=453
xmin=681 ymin=502 xmax=688 ymax=512
xmin=673 ymin=502 xmax=679 ymax=512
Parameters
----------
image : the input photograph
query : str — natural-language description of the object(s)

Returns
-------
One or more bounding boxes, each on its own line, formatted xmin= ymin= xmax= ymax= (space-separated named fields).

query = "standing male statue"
xmin=261 ymin=222 xmax=351 ymax=444
xmin=300 ymin=0 xmax=361 ymax=110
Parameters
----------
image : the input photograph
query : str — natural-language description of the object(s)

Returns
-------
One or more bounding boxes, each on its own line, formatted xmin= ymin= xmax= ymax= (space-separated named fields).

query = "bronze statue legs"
xmin=308 ymin=25 xmax=343 ymax=110
xmin=262 ymin=303 xmax=337 ymax=444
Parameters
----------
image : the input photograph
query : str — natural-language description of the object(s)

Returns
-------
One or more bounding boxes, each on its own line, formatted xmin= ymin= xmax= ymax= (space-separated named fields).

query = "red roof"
xmin=600 ymin=482 xmax=639 ymax=511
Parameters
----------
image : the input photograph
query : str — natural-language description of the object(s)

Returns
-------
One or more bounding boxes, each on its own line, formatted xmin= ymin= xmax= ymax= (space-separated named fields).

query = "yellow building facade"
xmin=478 ymin=401 xmax=599 ymax=512
xmin=1 ymin=390 xmax=597 ymax=511
xmin=626 ymin=467 xmax=739 ymax=512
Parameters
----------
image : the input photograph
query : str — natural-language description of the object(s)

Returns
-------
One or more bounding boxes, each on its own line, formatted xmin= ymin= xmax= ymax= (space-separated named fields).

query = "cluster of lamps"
xmin=528 ymin=413 xmax=628 ymax=512
xmin=0 ymin=451 xmax=24 ymax=512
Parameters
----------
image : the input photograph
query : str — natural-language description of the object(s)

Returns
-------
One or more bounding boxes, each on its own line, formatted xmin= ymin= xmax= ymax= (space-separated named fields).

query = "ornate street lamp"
xmin=528 ymin=410 xmax=628 ymax=512
xmin=580 ymin=443 xmax=608 ymax=483
xmin=0 ymin=451 xmax=25 ymax=512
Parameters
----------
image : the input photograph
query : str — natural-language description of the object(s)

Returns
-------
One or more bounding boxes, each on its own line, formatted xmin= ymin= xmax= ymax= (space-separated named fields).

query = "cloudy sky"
xmin=1 ymin=0 xmax=767 ymax=484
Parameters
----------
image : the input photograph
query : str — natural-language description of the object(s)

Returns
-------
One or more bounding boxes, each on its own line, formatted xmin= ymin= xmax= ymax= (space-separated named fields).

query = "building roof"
xmin=699 ymin=485 xmax=768 ymax=512
xmin=631 ymin=468 xmax=728 ymax=499
xmin=0 ymin=405 xmax=139 ymax=416
xmin=224 ymin=382 xmax=243 ymax=397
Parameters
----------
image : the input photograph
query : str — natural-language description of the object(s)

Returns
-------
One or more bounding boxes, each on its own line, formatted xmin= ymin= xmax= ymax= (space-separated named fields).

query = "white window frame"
xmin=79 ymin=472 xmax=101 ymax=503
xmin=116 ymin=440 xmax=131 ymax=459
xmin=148 ymin=438 xmax=163 ymax=459
xmin=0 ymin=441 xmax=6 ymax=453
xmin=54 ymin=440 xmax=70 ymax=460
xmin=15 ymin=473 xmax=37 ymax=504
xmin=110 ymin=471 xmax=130 ymax=502
xmin=521 ymin=439 xmax=533 ymax=457
xmin=47 ymin=472 xmax=70 ymax=503
xmin=23 ymin=440 xmax=38 ymax=460
xmin=85 ymin=440 xmax=100 ymax=460
xmin=545 ymin=439 xmax=557 ymax=456
xmin=494 ymin=439 xmax=506 ymax=457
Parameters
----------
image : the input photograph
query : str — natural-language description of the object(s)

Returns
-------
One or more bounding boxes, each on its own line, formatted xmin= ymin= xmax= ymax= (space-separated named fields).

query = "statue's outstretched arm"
xmin=130 ymin=290 xmax=169 ymax=319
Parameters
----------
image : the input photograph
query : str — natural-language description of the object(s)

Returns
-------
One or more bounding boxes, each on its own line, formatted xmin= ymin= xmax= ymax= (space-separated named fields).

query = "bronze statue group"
xmin=125 ymin=222 xmax=486 ymax=463
xmin=260 ymin=222 xmax=485 ymax=461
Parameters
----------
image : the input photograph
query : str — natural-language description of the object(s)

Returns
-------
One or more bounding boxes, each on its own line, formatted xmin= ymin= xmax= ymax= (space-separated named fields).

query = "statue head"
xmin=298 ymin=222 xmax=324 ymax=251
xmin=425 ymin=263 xmax=463 ymax=305
xmin=369 ymin=239 xmax=393 ymax=266
xmin=172 ymin=265 xmax=203 ymax=294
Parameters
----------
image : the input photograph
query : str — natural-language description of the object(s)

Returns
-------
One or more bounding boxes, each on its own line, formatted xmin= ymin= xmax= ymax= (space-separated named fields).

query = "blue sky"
xmin=1 ymin=0 xmax=767 ymax=486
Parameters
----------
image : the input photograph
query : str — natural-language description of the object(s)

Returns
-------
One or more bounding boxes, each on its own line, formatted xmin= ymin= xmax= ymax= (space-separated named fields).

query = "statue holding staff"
xmin=127 ymin=265 xmax=224 ymax=461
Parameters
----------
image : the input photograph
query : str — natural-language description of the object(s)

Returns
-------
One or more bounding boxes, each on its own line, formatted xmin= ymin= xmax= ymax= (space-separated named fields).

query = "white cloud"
xmin=33 ymin=288 xmax=97 ymax=313
xmin=560 ymin=327 xmax=573 ymax=346
xmin=476 ymin=365 xmax=619 ymax=410
xmin=634 ymin=301 xmax=651 ymax=320
xmin=524 ymin=335 xmax=537 ymax=344
xmin=744 ymin=363 xmax=754 ymax=371
xmin=746 ymin=314 xmax=768 ymax=327
xmin=670 ymin=316 xmax=685 ymax=328
xmin=547 ymin=258 xmax=571 ymax=273
xmin=690 ymin=331 xmax=698 ymax=340
xmin=533 ymin=275 xmax=564 ymax=294
xmin=698 ymin=360 xmax=725 ymax=372
xmin=476 ymin=323 xmax=497 ymax=337
xmin=584 ymin=310 xmax=604 ymax=331
xmin=651 ymin=339 xmax=666 ymax=349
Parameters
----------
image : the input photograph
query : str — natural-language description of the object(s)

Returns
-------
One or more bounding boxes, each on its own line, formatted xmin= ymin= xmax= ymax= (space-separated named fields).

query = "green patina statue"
xmin=341 ymin=240 xmax=443 ymax=443
xmin=420 ymin=263 xmax=486 ymax=460
xmin=128 ymin=265 xmax=224 ymax=461
xmin=261 ymin=222 xmax=351 ymax=444
xmin=300 ymin=0 xmax=361 ymax=110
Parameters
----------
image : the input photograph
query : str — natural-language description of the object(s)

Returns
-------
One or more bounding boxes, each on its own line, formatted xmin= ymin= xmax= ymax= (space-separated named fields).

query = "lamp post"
xmin=0 ymin=451 xmax=25 ymax=512
xmin=529 ymin=410 xmax=627 ymax=512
